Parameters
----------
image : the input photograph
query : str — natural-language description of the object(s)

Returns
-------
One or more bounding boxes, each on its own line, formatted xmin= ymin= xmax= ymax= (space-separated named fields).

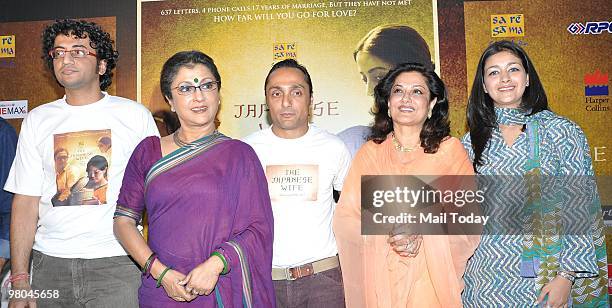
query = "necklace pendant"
xmin=392 ymin=132 xmax=418 ymax=152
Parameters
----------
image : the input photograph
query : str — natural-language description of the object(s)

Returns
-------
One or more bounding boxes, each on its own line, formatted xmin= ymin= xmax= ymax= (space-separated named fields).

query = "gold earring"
xmin=427 ymin=109 xmax=432 ymax=119
xmin=170 ymin=106 xmax=175 ymax=112
xmin=387 ymin=109 xmax=391 ymax=118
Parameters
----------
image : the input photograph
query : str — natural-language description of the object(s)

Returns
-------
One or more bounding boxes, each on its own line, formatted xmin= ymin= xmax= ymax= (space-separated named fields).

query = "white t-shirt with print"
xmin=4 ymin=93 xmax=159 ymax=259
xmin=243 ymin=125 xmax=351 ymax=268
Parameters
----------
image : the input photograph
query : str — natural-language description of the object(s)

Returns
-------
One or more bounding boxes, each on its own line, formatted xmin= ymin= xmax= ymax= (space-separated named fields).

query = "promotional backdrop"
xmin=140 ymin=0 xmax=438 ymax=137
xmin=0 ymin=0 xmax=609 ymax=300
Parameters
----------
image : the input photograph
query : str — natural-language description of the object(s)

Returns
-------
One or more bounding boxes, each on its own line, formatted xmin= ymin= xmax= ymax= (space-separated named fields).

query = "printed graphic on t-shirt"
xmin=266 ymin=164 xmax=319 ymax=201
xmin=51 ymin=129 xmax=112 ymax=206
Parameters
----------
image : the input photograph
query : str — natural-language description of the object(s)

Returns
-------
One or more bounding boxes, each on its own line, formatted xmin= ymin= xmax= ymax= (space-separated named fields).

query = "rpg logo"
xmin=585 ymin=70 xmax=608 ymax=96
xmin=567 ymin=21 xmax=612 ymax=35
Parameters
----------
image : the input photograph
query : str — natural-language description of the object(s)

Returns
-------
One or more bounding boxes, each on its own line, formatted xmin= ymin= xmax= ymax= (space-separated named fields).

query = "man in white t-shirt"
xmin=4 ymin=19 xmax=158 ymax=307
xmin=244 ymin=59 xmax=351 ymax=307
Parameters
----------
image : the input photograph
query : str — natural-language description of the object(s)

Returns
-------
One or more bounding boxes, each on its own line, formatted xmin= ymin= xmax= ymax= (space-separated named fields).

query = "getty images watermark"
xmin=361 ymin=175 xmax=605 ymax=236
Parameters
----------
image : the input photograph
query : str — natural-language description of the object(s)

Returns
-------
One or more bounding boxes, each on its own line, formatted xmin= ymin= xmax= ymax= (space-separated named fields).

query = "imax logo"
xmin=567 ymin=21 xmax=612 ymax=34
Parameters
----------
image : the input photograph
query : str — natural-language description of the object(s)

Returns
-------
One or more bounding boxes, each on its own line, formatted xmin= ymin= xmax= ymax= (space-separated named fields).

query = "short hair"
xmin=354 ymin=24 xmax=433 ymax=70
xmin=264 ymin=59 xmax=313 ymax=96
xmin=42 ymin=19 xmax=119 ymax=91
xmin=370 ymin=62 xmax=450 ymax=154
xmin=160 ymin=50 xmax=221 ymax=101
xmin=54 ymin=148 xmax=69 ymax=159
xmin=466 ymin=40 xmax=548 ymax=170
xmin=86 ymin=155 xmax=108 ymax=172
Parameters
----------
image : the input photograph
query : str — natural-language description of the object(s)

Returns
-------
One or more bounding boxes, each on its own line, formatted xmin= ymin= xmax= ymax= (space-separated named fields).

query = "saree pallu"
xmin=116 ymin=134 xmax=276 ymax=307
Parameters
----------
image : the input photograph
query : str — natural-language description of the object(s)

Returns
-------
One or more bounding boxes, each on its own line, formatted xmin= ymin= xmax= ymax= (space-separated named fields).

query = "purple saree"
xmin=116 ymin=134 xmax=275 ymax=307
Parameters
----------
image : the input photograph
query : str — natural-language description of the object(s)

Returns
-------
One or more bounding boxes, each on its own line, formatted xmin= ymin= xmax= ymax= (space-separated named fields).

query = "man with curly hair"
xmin=4 ymin=19 xmax=158 ymax=307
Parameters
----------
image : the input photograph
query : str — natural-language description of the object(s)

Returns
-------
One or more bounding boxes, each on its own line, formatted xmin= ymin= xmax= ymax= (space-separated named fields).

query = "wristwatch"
xmin=557 ymin=270 xmax=576 ymax=283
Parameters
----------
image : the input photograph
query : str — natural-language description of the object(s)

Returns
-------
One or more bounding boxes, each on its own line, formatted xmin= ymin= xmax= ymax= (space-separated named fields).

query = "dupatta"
xmin=520 ymin=119 xmax=607 ymax=307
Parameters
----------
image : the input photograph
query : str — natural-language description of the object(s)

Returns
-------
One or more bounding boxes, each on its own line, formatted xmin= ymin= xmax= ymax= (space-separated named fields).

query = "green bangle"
xmin=142 ymin=252 xmax=156 ymax=273
xmin=156 ymin=266 xmax=172 ymax=288
xmin=211 ymin=251 xmax=229 ymax=275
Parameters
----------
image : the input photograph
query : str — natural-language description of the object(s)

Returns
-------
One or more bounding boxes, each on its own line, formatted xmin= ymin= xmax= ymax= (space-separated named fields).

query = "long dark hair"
xmin=370 ymin=63 xmax=450 ymax=153
xmin=467 ymin=40 xmax=548 ymax=170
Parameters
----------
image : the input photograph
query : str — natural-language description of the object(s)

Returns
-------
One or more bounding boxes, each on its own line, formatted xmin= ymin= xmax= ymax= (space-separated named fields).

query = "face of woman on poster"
xmin=356 ymin=51 xmax=393 ymax=96
xmin=387 ymin=71 xmax=436 ymax=128
xmin=482 ymin=50 xmax=529 ymax=109
xmin=88 ymin=166 xmax=107 ymax=186
xmin=166 ymin=64 xmax=220 ymax=133
xmin=354 ymin=25 xmax=433 ymax=99
xmin=84 ymin=155 xmax=108 ymax=188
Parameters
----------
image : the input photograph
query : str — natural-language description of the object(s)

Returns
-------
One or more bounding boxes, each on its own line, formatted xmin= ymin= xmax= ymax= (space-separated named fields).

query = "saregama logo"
xmin=490 ymin=14 xmax=524 ymax=38
xmin=273 ymin=42 xmax=297 ymax=62
xmin=0 ymin=35 xmax=15 ymax=58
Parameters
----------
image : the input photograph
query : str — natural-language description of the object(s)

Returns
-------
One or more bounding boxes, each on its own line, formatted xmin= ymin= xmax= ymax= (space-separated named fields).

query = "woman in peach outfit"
xmin=333 ymin=63 xmax=479 ymax=307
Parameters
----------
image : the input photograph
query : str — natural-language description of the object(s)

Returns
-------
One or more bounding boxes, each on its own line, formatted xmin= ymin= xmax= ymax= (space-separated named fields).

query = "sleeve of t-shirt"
xmin=141 ymin=108 xmax=160 ymax=139
xmin=4 ymin=114 xmax=44 ymax=197
xmin=333 ymin=142 xmax=352 ymax=192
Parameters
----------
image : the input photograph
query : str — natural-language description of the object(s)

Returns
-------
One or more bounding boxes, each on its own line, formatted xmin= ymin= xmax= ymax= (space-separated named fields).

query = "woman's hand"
xmin=160 ymin=269 xmax=196 ymax=302
xmin=387 ymin=233 xmax=423 ymax=257
xmin=178 ymin=255 xmax=225 ymax=297
xmin=536 ymin=275 xmax=572 ymax=308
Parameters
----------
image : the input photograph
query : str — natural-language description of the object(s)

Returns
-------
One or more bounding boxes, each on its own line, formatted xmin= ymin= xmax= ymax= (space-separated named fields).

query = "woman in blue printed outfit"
xmin=461 ymin=40 xmax=607 ymax=307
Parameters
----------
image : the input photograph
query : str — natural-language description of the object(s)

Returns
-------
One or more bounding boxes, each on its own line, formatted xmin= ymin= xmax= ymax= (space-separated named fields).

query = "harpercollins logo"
xmin=585 ymin=70 xmax=609 ymax=96
xmin=567 ymin=21 xmax=612 ymax=35
xmin=584 ymin=70 xmax=609 ymax=112
xmin=608 ymin=263 xmax=612 ymax=294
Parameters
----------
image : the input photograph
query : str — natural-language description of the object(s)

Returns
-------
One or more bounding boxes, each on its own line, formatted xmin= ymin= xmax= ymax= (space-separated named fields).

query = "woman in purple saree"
xmin=113 ymin=50 xmax=275 ymax=307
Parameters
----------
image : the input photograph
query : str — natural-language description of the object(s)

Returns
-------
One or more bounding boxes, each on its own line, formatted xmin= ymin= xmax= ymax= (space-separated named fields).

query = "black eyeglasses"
xmin=172 ymin=81 xmax=220 ymax=96
xmin=49 ymin=48 xmax=97 ymax=59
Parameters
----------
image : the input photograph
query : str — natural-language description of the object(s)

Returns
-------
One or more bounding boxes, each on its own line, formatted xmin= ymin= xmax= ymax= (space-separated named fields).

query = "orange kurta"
xmin=333 ymin=135 xmax=480 ymax=308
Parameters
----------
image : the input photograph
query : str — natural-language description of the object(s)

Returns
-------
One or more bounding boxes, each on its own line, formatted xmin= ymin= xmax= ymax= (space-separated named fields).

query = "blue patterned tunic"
xmin=460 ymin=107 xmax=607 ymax=307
